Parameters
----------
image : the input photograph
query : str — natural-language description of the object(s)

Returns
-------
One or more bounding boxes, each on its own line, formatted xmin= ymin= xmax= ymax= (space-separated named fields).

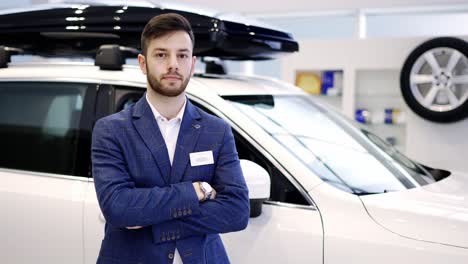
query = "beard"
xmin=146 ymin=64 xmax=190 ymax=97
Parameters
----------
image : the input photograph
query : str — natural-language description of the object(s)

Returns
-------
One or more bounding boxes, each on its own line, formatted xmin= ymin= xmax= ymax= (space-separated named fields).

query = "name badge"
xmin=190 ymin=151 xmax=214 ymax=167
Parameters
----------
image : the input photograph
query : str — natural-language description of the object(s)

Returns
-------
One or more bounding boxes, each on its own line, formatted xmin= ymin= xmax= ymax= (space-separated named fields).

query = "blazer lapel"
xmin=170 ymin=100 xmax=202 ymax=184
xmin=132 ymin=95 xmax=171 ymax=184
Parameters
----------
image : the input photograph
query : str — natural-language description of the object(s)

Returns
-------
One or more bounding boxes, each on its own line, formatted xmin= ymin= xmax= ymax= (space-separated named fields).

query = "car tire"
xmin=400 ymin=37 xmax=468 ymax=123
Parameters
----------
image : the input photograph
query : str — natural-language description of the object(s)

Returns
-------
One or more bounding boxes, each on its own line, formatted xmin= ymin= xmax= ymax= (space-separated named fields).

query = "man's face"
xmin=138 ymin=30 xmax=196 ymax=97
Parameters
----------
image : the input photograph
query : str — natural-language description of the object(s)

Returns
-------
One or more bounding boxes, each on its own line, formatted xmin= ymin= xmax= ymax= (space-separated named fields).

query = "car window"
xmin=0 ymin=82 xmax=89 ymax=176
xmin=232 ymin=129 xmax=310 ymax=205
xmin=114 ymin=89 xmax=143 ymax=112
xmin=223 ymin=94 xmax=438 ymax=195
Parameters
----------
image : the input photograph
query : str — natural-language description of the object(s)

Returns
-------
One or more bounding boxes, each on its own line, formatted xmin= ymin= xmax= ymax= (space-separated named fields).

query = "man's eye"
xmin=155 ymin=53 xmax=166 ymax=58
xmin=178 ymin=54 xmax=188 ymax=59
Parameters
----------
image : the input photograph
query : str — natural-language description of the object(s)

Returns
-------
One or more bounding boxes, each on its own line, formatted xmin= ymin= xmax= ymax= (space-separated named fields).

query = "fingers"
xmin=126 ymin=226 xmax=143 ymax=230
xmin=192 ymin=182 xmax=217 ymax=201
xmin=192 ymin=182 xmax=205 ymax=201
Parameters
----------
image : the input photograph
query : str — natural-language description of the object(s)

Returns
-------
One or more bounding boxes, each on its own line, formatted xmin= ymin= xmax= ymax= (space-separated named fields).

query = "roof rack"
xmin=0 ymin=46 xmax=23 ymax=68
xmin=1 ymin=44 xmax=230 ymax=75
xmin=202 ymin=57 xmax=227 ymax=75
xmin=95 ymin=45 xmax=139 ymax=70
xmin=0 ymin=44 xmax=137 ymax=70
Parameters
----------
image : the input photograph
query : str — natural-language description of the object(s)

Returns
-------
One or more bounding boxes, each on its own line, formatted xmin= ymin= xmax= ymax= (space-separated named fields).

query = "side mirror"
xmin=240 ymin=159 xmax=271 ymax=217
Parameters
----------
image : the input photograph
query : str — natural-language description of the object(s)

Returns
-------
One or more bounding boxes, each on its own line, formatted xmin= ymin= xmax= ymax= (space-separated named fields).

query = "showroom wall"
xmin=249 ymin=5 xmax=468 ymax=77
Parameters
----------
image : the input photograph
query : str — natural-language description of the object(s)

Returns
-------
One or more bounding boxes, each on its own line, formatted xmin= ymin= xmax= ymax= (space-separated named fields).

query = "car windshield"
xmin=223 ymin=94 xmax=437 ymax=195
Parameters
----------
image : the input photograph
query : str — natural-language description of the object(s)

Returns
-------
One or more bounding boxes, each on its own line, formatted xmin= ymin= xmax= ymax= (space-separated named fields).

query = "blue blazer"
xmin=91 ymin=96 xmax=250 ymax=264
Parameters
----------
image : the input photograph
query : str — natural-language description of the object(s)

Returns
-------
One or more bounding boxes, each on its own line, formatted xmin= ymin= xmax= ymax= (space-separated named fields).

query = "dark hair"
xmin=140 ymin=13 xmax=195 ymax=55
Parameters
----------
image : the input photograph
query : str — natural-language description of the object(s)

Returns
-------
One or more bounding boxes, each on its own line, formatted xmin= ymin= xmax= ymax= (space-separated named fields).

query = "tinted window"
xmin=112 ymin=85 xmax=144 ymax=112
xmin=223 ymin=94 xmax=437 ymax=195
xmin=0 ymin=82 xmax=88 ymax=175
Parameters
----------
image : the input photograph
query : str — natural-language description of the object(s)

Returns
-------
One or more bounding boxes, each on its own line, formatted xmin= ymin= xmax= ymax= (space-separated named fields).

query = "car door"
xmin=82 ymin=83 xmax=115 ymax=264
xmin=0 ymin=81 xmax=96 ymax=264
xmin=83 ymin=84 xmax=144 ymax=264
xmin=212 ymin=115 xmax=323 ymax=264
xmin=83 ymin=86 xmax=323 ymax=264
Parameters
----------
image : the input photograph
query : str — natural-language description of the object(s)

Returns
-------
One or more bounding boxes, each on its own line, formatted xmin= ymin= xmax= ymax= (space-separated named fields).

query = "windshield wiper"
xmin=355 ymin=189 xmax=395 ymax=196
xmin=321 ymin=179 xmax=395 ymax=196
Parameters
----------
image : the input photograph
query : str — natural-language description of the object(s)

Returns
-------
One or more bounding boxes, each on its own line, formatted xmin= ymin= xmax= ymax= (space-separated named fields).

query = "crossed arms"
xmin=91 ymin=118 xmax=250 ymax=242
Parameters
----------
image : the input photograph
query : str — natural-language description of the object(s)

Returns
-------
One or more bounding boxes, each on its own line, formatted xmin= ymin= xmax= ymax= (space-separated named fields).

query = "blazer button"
xmin=168 ymin=253 xmax=174 ymax=260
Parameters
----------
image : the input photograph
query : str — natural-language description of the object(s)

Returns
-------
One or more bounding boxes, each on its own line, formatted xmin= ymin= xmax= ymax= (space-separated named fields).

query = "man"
xmin=91 ymin=13 xmax=250 ymax=264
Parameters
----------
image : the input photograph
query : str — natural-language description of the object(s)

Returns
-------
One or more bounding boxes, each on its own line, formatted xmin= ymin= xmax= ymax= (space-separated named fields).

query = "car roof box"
xmin=0 ymin=3 xmax=299 ymax=60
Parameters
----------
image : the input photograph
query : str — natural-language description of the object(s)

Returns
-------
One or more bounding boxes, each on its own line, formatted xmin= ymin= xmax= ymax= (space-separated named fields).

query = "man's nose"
xmin=167 ymin=54 xmax=179 ymax=71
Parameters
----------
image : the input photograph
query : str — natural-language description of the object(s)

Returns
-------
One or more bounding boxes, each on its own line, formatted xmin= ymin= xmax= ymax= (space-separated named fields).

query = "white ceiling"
xmin=168 ymin=0 xmax=468 ymax=14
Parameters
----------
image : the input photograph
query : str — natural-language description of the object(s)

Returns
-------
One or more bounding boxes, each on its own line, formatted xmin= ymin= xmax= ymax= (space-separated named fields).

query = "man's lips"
xmin=162 ymin=75 xmax=182 ymax=80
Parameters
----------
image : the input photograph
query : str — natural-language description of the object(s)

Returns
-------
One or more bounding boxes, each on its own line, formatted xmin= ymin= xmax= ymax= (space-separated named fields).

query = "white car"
xmin=1 ymin=60 xmax=468 ymax=264
xmin=1 ymin=3 xmax=468 ymax=264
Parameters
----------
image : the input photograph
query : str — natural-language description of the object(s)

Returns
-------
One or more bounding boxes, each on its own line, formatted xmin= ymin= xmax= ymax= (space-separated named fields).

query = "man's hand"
xmin=192 ymin=182 xmax=204 ymax=201
xmin=126 ymin=226 xmax=143 ymax=230
xmin=192 ymin=182 xmax=217 ymax=201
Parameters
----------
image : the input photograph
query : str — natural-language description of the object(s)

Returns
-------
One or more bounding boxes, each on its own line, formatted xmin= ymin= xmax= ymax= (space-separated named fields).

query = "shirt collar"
xmin=146 ymin=93 xmax=186 ymax=122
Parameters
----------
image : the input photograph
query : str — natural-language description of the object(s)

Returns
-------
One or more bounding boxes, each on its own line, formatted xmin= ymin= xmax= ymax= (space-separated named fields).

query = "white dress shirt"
xmin=146 ymin=94 xmax=186 ymax=264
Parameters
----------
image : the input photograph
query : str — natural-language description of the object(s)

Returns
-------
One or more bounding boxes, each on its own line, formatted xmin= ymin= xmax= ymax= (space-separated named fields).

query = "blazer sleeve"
xmin=92 ymin=118 xmax=201 ymax=228
xmin=152 ymin=122 xmax=250 ymax=243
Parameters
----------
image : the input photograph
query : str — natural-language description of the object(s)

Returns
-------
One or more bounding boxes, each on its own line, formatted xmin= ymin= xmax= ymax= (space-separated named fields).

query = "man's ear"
xmin=190 ymin=56 xmax=197 ymax=76
xmin=137 ymin=54 xmax=147 ymax=75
